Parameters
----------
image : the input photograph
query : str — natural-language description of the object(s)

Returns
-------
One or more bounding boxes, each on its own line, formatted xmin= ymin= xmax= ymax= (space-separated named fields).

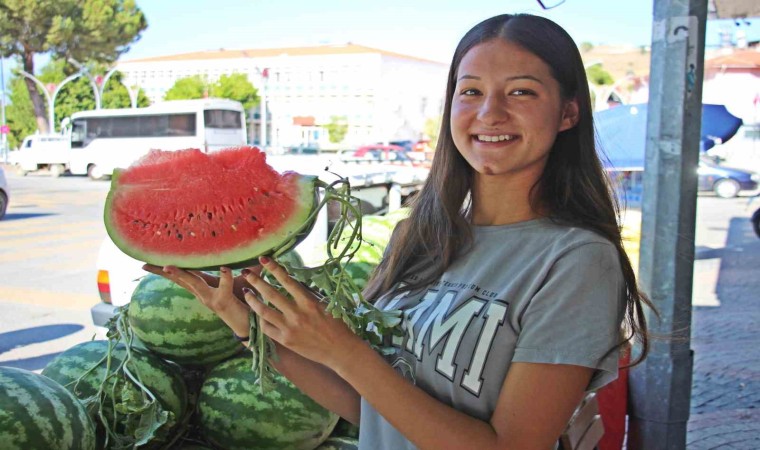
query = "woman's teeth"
xmin=476 ymin=134 xmax=515 ymax=142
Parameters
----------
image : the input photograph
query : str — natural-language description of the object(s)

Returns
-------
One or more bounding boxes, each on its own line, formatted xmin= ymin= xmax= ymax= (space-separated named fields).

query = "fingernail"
xmin=220 ymin=266 xmax=229 ymax=273
xmin=163 ymin=267 xmax=172 ymax=274
xmin=242 ymin=287 xmax=253 ymax=295
xmin=241 ymin=268 xmax=251 ymax=276
xmin=259 ymin=256 xmax=271 ymax=265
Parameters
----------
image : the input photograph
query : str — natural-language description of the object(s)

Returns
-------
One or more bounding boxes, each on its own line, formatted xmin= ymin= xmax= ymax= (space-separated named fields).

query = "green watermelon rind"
xmin=128 ymin=274 xmax=244 ymax=366
xmin=198 ymin=355 xmax=339 ymax=450
xmin=41 ymin=340 xmax=188 ymax=448
xmin=0 ymin=367 xmax=97 ymax=450
xmin=104 ymin=170 xmax=318 ymax=270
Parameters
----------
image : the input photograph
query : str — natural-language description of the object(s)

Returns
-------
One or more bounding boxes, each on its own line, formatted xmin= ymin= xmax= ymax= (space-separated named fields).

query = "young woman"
xmin=147 ymin=13 xmax=652 ymax=449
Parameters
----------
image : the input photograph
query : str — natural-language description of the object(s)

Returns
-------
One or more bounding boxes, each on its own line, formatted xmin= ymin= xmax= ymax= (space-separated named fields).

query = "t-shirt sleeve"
xmin=512 ymin=241 xmax=625 ymax=391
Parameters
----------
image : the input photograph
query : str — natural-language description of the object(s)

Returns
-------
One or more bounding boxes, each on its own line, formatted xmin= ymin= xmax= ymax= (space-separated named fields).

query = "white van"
xmin=14 ymin=134 xmax=71 ymax=177
xmin=66 ymin=98 xmax=247 ymax=180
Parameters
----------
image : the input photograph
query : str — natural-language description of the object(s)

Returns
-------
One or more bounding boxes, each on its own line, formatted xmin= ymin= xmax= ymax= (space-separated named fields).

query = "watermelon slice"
xmin=104 ymin=146 xmax=317 ymax=269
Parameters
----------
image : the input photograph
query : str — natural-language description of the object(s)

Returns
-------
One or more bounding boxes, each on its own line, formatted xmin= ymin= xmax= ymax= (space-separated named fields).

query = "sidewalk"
xmin=686 ymin=215 xmax=760 ymax=449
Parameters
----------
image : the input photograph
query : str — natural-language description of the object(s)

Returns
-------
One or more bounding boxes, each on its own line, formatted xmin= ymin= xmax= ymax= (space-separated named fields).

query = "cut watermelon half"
xmin=104 ymin=146 xmax=318 ymax=269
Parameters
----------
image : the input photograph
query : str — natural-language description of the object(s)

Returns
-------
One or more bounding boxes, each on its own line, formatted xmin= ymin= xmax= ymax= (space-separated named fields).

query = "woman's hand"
xmin=242 ymin=256 xmax=367 ymax=370
xmin=141 ymin=264 xmax=257 ymax=338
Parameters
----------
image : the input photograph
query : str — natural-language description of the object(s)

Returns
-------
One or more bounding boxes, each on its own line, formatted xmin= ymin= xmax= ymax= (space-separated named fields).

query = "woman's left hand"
xmin=242 ymin=256 xmax=367 ymax=371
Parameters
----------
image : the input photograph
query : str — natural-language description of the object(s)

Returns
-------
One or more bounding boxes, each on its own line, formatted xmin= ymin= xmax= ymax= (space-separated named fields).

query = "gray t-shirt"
xmin=359 ymin=218 xmax=626 ymax=450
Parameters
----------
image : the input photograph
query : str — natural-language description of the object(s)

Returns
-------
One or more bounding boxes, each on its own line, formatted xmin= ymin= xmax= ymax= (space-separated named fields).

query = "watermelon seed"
xmin=190 ymin=232 xmax=196 ymax=237
xmin=211 ymin=231 xmax=217 ymax=237
xmin=231 ymin=224 xmax=238 ymax=232
xmin=188 ymin=213 xmax=194 ymax=218
xmin=263 ymin=191 xmax=270 ymax=197
xmin=207 ymin=212 xmax=213 ymax=220
xmin=176 ymin=233 xmax=183 ymax=240
xmin=156 ymin=231 xmax=162 ymax=236
xmin=251 ymin=215 xmax=258 ymax=221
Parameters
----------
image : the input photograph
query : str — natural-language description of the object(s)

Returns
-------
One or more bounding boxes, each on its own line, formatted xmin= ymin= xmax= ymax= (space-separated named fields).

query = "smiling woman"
xmin=143 ymin=13 xmax=655 ymax=450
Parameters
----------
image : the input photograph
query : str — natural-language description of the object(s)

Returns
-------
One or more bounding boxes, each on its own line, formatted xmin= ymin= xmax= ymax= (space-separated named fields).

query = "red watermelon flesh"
xmin=104 ymin=146 xmax=317 ymax=269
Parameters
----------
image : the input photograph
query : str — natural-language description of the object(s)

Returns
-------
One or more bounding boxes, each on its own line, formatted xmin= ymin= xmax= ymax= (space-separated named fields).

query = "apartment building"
xmin=116 ymin=44 xmax=448 ymax=150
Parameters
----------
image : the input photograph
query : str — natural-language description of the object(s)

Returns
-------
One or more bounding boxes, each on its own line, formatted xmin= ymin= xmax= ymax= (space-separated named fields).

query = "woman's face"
xmin=450 ymin=39 xmax=578 ymax=185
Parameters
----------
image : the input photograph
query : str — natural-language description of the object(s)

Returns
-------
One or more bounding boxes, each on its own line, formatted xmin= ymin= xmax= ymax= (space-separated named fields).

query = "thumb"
xmin=219 ymin=266 xmax=234 ymax=291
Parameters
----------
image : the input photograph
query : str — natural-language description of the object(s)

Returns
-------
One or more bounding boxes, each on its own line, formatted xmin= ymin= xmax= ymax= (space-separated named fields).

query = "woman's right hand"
xmin=141 ymin=264 xmax=259 ymax=338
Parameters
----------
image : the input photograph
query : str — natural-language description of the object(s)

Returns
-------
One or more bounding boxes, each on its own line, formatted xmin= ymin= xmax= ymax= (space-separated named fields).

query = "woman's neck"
xmin=470 ymin=176 xmax=546 ymax=226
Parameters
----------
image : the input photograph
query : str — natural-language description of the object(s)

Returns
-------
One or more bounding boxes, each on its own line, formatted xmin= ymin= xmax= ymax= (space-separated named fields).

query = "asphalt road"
xmin=0 ymin=167 xmax=757 ymax=372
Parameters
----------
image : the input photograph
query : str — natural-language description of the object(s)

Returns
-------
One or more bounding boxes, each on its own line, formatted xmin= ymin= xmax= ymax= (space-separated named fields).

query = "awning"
xmin=594 ymin=103 xmax=743 ymax=171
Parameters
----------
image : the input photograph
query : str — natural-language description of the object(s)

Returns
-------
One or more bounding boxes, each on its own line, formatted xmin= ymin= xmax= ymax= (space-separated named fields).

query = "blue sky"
xmin=1 ymin=1 xmax=758 ymax=83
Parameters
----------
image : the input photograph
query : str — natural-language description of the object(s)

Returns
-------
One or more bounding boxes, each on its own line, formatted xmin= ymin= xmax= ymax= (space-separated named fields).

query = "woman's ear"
xmin=559 ymin=99 xmax=580 ymax=132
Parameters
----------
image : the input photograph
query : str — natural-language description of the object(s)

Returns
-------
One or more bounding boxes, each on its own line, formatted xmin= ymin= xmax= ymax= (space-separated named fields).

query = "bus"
xmin=66 ymin=98 xmax=247 ymax=180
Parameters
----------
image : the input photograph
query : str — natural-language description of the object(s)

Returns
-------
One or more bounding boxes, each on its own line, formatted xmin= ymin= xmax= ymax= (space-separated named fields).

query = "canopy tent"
xmin=594 ymin=103 xmax=743 ymax=171
xmin=709 ymin=0 xmax=760 ymax=18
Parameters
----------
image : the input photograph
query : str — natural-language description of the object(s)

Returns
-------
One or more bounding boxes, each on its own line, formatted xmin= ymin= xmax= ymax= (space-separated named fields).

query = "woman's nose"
xmin=477 ymin=94 xmax=509 ymax=125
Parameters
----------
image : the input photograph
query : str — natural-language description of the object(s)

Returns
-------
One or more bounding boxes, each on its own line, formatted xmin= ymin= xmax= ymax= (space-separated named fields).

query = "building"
xmin=116 ymin=44 xmax=448 ymax=150
xmin=703 ymin=49 xmax=760 ymax=125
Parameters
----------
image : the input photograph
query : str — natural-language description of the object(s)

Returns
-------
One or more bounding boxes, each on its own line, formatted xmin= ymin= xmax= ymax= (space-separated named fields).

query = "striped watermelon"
xmin=0 ymin=367 xmax=97 ymax=450
xmin=128 ymin=273 xmax=244 ymax=366
xmin=198 ymin=354 xmax=339 ymax=450
xmin=315 ymin=436 xmax=359 ymax=450
xmin=41 ymin=340 xmax=188 ymax=449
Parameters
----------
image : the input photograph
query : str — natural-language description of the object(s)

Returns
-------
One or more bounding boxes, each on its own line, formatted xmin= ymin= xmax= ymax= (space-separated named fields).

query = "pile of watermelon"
xmin=0 ymin=147 xmax=410 ymax=449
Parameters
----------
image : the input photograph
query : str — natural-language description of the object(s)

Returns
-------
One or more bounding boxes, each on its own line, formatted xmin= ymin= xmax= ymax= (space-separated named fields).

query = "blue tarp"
xmin=594 ymin=103 xmax=743 ymax=171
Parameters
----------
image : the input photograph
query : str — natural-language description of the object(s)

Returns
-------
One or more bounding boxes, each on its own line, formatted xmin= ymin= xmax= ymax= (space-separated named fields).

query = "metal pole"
xmin=1 ymin=58 xmax=7 ymax=162
xmin=259 ymin=69 xmax=267 ymax=149
xmin=627 ymin=1 xmax=706 ymax=449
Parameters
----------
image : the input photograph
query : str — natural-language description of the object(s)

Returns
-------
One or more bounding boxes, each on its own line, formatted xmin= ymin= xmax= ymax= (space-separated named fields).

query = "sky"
xmin=1 ymin=0 xmax=758 ymax=86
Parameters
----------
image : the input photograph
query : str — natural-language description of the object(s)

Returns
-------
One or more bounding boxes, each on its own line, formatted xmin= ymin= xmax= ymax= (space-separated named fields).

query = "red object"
xmin=261 ymin=68 xmax=270 ymax=79
xmin=46 ymin=83 xmax=57 ymax=94
xmin=95 ymin=75 xmax=104 ymax=86
xmin=596 ymin=349 xmax=631 ymax=450
xmin=0 ymin=125 xmax=9 ymax=134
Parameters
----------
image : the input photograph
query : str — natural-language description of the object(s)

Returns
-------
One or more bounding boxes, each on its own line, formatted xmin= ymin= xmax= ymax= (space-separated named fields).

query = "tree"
xmin=586 ymin=65 xmax=614 ymax=86
xmin=580 ymin=42 xmax=595 ymax=53
xmin=424 ymin=115 xmax=442 ymax=149
xmin=324 ymin=116 xmax=349 ymax=144
xmin=164 ymin=76 xmax=207 ymax=101
xmin=6 ymin=59 xmax=149 ymax=145
xmin=211 ymin=73 xmax=259 ymax=110
xmin=0 ymin=0 xmax=147 ymax=133
xmin=165 ymin=73 xmax=260 ymax=110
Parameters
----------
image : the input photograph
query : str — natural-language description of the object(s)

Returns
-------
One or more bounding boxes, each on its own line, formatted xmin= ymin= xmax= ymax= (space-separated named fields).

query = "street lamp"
xmin=67 ymin=59 xmax=102 ymax=109
xmin=17 ymin=69 xmax=88 ymax=132
xmin=1 ymin=57 xmax=8 ymax=162
xmin=252 ymin=67 xmax=269 ymax=148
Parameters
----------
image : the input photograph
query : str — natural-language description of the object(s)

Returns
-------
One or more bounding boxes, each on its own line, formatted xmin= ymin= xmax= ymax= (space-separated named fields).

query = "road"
xmin=0 ymin=168 xmax=757 ymax=373
xmin=0 ymin=171 xmax=110 ymax=370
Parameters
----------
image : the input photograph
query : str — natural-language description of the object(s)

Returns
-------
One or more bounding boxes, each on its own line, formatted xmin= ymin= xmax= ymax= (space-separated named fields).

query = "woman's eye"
xmin=460 ymin=88 xmax=480 ymax=96
xmin=511 ymin=89 xmax=535 ymax=96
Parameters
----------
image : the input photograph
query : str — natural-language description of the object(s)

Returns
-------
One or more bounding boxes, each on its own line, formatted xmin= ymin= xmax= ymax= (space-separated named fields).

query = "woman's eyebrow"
xmin=456 ymin=74 xmax=545 ymax=84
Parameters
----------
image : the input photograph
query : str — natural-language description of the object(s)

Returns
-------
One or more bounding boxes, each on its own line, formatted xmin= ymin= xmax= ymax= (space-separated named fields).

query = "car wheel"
xmin=50 ymin=164 xmax=65 ymax=178
xmin=713 ymin=178 xmax=740 ymax=198
xmin=752 ymin=208 xmax=760 ymax=239
xmin=0 ymin=191 xmax=7 ymax=220
xmin=88 ymin=164 xmax=107 ymax=181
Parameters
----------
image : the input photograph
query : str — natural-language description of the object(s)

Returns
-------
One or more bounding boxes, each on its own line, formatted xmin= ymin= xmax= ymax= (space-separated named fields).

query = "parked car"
xmin=698 ymin=156 xmax=759 ymax=198
xmin=0 ymin=165 xmax=8 ymax=219
xmin=344 ymin=144 xmax=429 ymax=167
xmin=14 ymin=134 xmax=71 ymax=177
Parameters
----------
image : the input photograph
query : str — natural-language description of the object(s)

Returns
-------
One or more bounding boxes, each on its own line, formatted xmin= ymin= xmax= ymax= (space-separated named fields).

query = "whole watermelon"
xmin=198 ymin=354 xmax=339 ymax=450
xmin=128 ymin=273 xmax=244 ymax=366
xmin=41 ymin=340 xmax=188 ymax=449
xmin=0 ymin=367 xmax=97 ymax=450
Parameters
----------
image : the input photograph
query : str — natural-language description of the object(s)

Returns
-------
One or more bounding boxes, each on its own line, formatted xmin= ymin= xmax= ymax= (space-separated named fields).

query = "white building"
xmin=116 ymin=44 xmax=448 ymax=150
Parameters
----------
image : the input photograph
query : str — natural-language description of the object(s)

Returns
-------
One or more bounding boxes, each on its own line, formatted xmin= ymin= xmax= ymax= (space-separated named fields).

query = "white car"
xmin=0 ymin=165 xmax=9 ymax=219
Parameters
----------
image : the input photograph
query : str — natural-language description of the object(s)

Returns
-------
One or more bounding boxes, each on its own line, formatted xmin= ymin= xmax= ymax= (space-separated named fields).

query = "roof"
xmin=706 ymin=50 xmax=760 ymax=69
xmin=121 ymin=43 xmax=445 ymax=65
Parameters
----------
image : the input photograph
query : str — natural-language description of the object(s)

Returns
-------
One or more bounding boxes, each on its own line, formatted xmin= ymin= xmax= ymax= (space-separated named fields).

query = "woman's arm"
xmin=141 ymin=264 xmax=361 ymax=423
xmin=245 ymin=257 xmax=594 ymax=450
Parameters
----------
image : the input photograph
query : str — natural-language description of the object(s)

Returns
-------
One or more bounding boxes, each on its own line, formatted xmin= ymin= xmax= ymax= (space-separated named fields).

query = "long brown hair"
xmin=364 ymin=13 xmax=654 ymax=366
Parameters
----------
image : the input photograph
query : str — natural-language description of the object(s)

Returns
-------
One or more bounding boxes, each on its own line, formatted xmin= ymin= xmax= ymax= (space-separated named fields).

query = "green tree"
xmin=0 ymin=0 xmax=147 ymax=133
xmin=164 ymin=76 xmax=207 ymax=101
xmin=6 ymin=59 xmax=149 ymax=143
xmin=586 ymin=65 xmax=614 ymax=86
xmin=324 ymin=116 xmax=349 ymax=144
xmin=210 ymin=73 xmax=259 ymax=110
xmin=580 ymin=42 xmax=594 ymax=53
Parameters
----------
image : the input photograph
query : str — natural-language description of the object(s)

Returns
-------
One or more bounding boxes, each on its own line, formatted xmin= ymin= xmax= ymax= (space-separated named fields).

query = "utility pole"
xmin=627 ymin=1 xmax=707 ymax=449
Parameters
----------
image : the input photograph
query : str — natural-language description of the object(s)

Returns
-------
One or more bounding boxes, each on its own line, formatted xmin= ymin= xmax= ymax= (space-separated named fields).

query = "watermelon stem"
xmin=247 ymin=176 xmax=403 ymax=392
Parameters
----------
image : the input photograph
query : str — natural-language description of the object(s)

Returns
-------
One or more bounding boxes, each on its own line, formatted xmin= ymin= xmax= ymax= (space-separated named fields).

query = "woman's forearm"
xmin=271 ymin=342 xmax=361 ymax=424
